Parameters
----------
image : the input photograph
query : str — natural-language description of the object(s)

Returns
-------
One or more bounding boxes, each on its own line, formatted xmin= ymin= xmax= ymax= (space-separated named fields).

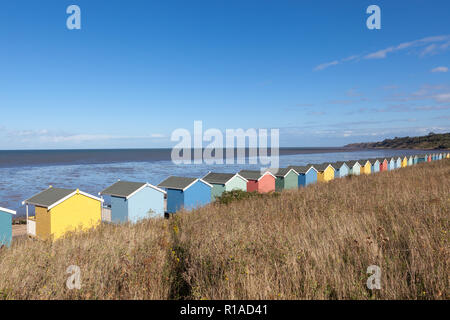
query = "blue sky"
xmin=0 ymin=0 xmax=449 ymax=149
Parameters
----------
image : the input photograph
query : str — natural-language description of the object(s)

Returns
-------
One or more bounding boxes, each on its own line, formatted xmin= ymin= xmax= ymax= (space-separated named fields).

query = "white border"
xmin=0 ymin=207 xmax=16 ymax=215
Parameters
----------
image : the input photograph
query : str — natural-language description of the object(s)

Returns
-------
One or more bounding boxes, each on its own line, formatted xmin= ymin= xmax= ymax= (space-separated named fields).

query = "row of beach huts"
xmin=0 ymin=152 xmax=449 ymax=246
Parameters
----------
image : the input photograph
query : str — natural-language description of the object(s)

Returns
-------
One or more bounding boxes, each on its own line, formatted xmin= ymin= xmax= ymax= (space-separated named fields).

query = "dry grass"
xmin=172 ymin=160 xmax=449 ymax=300
xmin=0 ymin=160 xmax=448 ymax=299
xmin=0 ymin=219 xmax=171 ymax=299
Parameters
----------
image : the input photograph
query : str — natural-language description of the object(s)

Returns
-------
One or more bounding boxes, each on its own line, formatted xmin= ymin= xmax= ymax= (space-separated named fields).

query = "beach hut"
xmin=202 ymin=172 xmax=248 ymax=200
xmin=347 ymin=160 xmax=361 ymax=175
xmin=99 ymin=180 xmax=166 ymax=222
xmin=438 ymin=153 xmax=443 ymax=160
xmin=394 ymin=157 xmax=401 ymax=168
xmin=313 ymin=163 xmax=335 ymax=182
xmin=388 ymin=158 xmax=396 ymax=171
xmin=158 ymin=176 xmax=212 ymax=214
xmin=360 ymin=160 xmax=372 ymax=175
xmin=238 ymin=170 xmax=276 ymax=193
xmin=0 ymin=207 xmax=16 ymax=247
xmin=288 ymin=165 xmax=318 ymax=187
xmin=432 ymin=154 xmax=437 ymax=161
xmin=368 ymin=158 xmax=380 ymax=173
xmin=407 ymin=156 xmax=413 ymax=166
xmin=412 ymin=155 xmax=419 ymax=165
xmin=417 ymin=154 xmax=427 ymax=163
xmin=401 ymin=156 xmax=408 ymax=167
xmin=268 ymin=168 xmax=299 ymax=192
xmin=330 ymin=162 xmax=350 ymax=178
xmin=427 ymin=154 xmax=432 ymax=162
xmin=446 ymin=153 xmax=449 ymax=159
xmin=23 ymin=186 xmax=103 ymax=241
xmin=378 ymin=158 xmax=388 ymax=172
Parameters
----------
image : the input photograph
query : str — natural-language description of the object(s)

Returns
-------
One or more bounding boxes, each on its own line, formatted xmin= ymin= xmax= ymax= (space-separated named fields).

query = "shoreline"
xmin=0 ymin=147 xmax=439 ymax=169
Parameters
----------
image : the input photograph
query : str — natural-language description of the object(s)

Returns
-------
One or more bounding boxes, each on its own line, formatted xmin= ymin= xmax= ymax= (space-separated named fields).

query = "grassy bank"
xmin=0 ymin=160 xmax=449 ymax=299
xmin=345 ymin=132 xmax=450 ymax=149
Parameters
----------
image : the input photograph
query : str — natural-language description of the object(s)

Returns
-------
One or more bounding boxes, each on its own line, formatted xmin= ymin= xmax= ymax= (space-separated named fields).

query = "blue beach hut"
xmin=395 ymin=157 xmax=402 ymax=169
xmin=368 ymin=158 xmax=380 ymax=173
xmin=158 ymin=176 xmax=212 ymax=213
xmin=0 ymin=207 xmax=16 ymax=247
xmin=330 ymin=162 xmax=350 ymax=178
xmin=388 ymin=157 xmax=396 ymax=171
xmin=288 ymin=165 xmax=318 ymax=186
xmin=100 ymin=180 xmax=166 ymax=222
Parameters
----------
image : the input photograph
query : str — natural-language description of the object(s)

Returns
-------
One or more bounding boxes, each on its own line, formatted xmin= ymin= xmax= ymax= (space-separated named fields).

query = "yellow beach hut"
xmin=312 ymin=163 xmax=335 ymax=182
xmin=23 ymin=186 xmax=103 ymax=241
xmin=360 ymin=160 xmax=372 ymax=175
xmin=401 ymin=156 xmax=408 ymax=167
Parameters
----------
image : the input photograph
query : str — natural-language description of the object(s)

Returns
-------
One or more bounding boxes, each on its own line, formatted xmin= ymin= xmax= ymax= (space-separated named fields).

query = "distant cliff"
xmin=345 ymin=132 xmax=450 ymax=150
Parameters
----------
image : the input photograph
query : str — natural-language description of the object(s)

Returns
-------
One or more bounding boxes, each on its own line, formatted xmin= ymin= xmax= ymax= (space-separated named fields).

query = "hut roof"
xmin=202 ymin=172 xmax=247 ymax=185
xmin=287 ymin=165 xmax=317 ymax=174
xmin=330 ymin=161 xmax=348 ymax=170
xmin=346 ymin=160 xmax=360 ymax=167
xmin=267 ymin=168 xmax=298 ymax=178
xmin=311 ymin=163 xmax=333 ymax=171
xmin=158 ymin=176 xmax=212 ymax=191
xmin=238 ymin=170 xmax=276 ymax=181
xmin=100 ymin=180 xmax=165 ymax=198
xmin=23 ymin=187 xmax=102 ymax=209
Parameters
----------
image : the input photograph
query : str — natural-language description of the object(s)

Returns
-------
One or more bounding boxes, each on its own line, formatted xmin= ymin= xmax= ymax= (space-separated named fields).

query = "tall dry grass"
xmin=172 ymin=160 xmax=449 ymax=299
xmin=0 ymin=219 xmax=171 ymax=299
xmin=0 ymin=160 xmax=448 ymax=299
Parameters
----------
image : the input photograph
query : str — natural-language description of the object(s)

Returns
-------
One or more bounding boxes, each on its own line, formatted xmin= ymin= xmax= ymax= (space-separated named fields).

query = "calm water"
xmin=0 ymin=148 xmax=429 ymax=216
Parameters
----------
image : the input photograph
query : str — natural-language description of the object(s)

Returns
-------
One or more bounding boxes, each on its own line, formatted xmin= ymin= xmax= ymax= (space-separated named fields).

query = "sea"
xmin=0 ymin=148 xmax=429 ymax=216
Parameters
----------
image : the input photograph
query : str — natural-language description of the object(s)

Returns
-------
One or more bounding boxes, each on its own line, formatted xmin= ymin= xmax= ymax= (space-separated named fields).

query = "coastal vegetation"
xmin=0 ymin=160 xmax=448 ymax=299
xmin=345 ymin=132 xmax=450 ymax=150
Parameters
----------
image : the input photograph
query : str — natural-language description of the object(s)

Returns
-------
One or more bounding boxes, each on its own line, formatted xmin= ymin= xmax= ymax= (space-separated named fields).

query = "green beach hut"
xmin=202 ymin=172 xmax=248 ymax=200
xmin=268 ymin=168 xmax=299 ymax=192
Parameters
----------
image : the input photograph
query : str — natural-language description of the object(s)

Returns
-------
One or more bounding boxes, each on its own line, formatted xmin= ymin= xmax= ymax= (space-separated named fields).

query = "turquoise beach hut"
xmin=413 ymin=155 xmax=419 ymax=164
xmin=99 ymin=180 xmax=166 ymax=222
xmin=346 ymin=160 xmax=361 ymax=175
xmin=0 ymin=206 xmax=16 ymax=247
xmin=158 ymin=176 xmax=212 ymax=214
xmin=330 ymin=161 xmax=350 ymax=178
xmin=202 ymin=172 xmax=248 ymax=200
xmin=417 ymin=154 xmax=427 ymax=163
xmin=288 ymin=165 xmax=318 ymax=186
